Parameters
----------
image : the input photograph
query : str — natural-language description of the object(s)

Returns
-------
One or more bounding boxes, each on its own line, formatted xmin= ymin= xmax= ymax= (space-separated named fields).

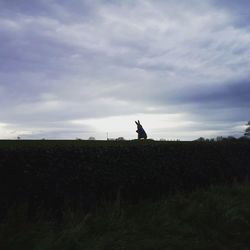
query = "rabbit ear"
xmin=138 ymin=120 xmax=140 ymax=124
xmin=135 ymin=121 xmax=138 ymax=125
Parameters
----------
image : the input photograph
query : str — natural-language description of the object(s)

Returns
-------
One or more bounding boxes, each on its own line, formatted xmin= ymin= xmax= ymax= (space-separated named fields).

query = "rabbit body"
xmin=135 ymin=120 xmax=147 ymax=139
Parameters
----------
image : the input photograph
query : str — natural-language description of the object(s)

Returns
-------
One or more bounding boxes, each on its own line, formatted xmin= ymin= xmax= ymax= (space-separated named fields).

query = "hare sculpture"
xmin=135 ymin=120 xmax=147 ymax=139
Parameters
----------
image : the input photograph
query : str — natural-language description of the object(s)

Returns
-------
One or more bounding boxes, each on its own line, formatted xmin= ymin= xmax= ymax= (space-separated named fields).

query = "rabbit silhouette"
xmin=135 ymin=120 xmax=147 ymax=139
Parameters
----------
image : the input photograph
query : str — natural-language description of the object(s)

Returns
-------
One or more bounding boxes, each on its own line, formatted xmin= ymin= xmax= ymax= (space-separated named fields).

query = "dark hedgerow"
xmin=0 ymin=140 xmax=250 ymax=219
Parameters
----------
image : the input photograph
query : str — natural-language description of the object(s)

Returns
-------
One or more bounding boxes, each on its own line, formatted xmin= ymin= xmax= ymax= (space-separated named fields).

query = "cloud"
xmin=0 ymin=0 xmax=249 ymax=139
xmin=211 ymin=0 xmax=250 ymax=29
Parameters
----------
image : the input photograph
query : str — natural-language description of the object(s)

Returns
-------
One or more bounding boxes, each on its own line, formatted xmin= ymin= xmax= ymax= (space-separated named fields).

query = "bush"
xmin=0 ymin=140 xmax=250 ymax=217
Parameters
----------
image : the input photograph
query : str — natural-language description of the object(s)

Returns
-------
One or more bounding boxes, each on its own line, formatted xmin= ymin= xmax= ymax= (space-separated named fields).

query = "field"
xmin=0 ymin=140 xmax=250 ymax=249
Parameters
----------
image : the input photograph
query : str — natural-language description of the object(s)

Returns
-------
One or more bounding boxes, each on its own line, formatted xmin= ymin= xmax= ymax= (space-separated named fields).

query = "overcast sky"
xmin=0 ymin=0 xmax=249 ymax=140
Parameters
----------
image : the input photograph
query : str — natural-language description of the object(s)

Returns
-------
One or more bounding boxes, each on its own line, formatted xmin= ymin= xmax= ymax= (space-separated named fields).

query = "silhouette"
xmin=135 ymin=120 xmax=147 ymax=139
xmin=245 ymin=121 xmax=250 ymax=137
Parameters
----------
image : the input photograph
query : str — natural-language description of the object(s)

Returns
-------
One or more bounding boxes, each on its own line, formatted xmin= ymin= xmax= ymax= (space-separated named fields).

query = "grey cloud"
xmin=0 ymin=1 xmax=49 ymax=17
xmin=176 ymin=80 xmax=250 ymax=109
xmin=0 ymin=0 xmax=250 ymax=139
xmin=211 ymin=0 xmax=250 ymax=29
xmin=0 ymin=19 xmax=83 ymax=74
xmin=0 ymin=0 xmax=97 ymax=23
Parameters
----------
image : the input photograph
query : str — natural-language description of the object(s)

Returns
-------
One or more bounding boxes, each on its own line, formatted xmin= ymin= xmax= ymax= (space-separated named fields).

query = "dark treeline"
xmin=0 ymin=140 xmax=250 ymax=220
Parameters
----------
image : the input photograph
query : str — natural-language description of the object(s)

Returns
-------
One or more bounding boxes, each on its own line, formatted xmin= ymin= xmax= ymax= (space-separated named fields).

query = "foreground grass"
xmin=1 ymin=184 xmax=250 ymax=250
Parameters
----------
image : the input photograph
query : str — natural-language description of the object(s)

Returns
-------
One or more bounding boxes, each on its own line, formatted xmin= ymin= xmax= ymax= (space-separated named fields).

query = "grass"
xmin=1 ymin=183 xmax=250 ymax=250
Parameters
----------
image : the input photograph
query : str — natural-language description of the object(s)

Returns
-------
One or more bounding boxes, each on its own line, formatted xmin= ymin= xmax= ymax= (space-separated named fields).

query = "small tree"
xmin=196 ymin=137 xmax=205 ymax=142
xmin=245 ymin=121 xmax=250 ymax=137
xmin=116 ymin=137 xmax=125 ymax=141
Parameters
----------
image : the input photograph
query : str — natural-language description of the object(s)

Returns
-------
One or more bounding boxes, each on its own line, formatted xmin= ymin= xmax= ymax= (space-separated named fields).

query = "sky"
xmin=0 ymin=0 xmax=249 ymax=140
